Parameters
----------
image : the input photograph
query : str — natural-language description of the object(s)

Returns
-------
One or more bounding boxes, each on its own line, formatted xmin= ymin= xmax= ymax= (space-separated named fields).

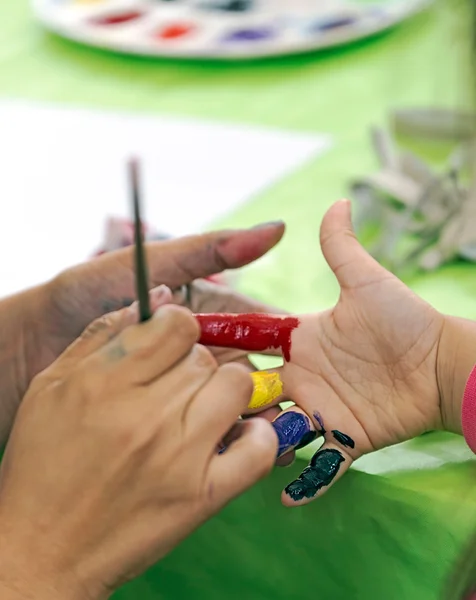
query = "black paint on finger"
xmin=295 ymin=430 xmax=317 ymax=450
xmin=332 ymin=430 xmax=355 ymax=449
xmin=284 ymin=448 xmax=344 ymax=502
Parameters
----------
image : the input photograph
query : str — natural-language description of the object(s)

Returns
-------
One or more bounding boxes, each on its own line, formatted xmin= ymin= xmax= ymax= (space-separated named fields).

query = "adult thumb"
xmin=320 ymin=200 xmax=382 ymax=289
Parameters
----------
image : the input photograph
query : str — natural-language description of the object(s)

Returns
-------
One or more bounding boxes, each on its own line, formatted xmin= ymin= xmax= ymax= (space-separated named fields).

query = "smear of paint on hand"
xmin=273 ymin=412 xmax=312 ymax=458
xmin=90 ymin=11 xmax=144 ymax=26
xmin=249 ymin=371 xmax=282 ymax=409
xmin=332 ymin=430 xmax=355 ymax=449
xmin=313 ymin=411 xmax=326 ymax=435
xmin=285 ymin=448 xmax=344 ymax=502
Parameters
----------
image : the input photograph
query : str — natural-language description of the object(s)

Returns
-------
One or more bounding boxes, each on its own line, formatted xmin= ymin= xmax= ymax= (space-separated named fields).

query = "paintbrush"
xmin=129 ymin=158 xmax=151 ymax=322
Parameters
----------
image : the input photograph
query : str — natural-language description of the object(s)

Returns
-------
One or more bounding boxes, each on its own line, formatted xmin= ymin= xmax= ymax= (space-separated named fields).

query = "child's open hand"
xmin=257 ymin=200 xmax=446 ymax=506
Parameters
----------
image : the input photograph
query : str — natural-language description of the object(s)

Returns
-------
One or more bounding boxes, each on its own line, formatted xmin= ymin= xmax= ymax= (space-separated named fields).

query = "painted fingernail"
xmin=251 ymin=220 xmax=284 ymax=230
xmin=249 ymin=372 xmax=283 ymax=409
xmin=272 ymin=412 xmax=312 ymax=458
xmin=295 ymin=430 xmax=318 ymax=450
xmin=284 ymin=448 xmax=344 ymax=502
xmin=332 ymin=430 xmax=355 ymax=449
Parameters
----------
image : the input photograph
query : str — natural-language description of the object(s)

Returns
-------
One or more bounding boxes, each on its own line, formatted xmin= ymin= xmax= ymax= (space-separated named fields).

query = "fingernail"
xmin=331 ymin=430 xmax=355 ymax=449
xmin=295 ymin=430 xmax=318 ymax=450
xmin=284 ymin=448 xmax=345 ymax=502
xmin=150 ymin=285 xmax=172 ymax=308
xmin=151 ymin=284 xmax=169 ymax=298
xmin=272 ymin=412 xmax=312 ymax=458
xmin=251 ymin=220 xmax=284 ymax=230
xmin=149 ymin=286 xmax=173 ymax=316
xmin=340 ymin=198 xmax=352 ymax=216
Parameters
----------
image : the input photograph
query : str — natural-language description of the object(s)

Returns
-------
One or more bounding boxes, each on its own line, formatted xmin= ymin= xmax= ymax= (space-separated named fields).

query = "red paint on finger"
xmin=195 ymin=313 xmax=299 ymax=361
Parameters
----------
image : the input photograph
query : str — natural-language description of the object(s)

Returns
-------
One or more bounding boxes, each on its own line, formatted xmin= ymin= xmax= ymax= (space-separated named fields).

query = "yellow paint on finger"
xmin=249 ymin=372 xmax=283 ymax=409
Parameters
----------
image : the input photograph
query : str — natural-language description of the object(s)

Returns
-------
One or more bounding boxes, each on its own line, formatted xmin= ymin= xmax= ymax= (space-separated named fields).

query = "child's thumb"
xmin=320 ymin=200 xmax=382 ymax=289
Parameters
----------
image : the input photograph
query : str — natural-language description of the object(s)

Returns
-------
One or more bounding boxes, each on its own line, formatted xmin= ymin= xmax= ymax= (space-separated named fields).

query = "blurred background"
xmin=1 ymin=1 xmax=475 ymax=598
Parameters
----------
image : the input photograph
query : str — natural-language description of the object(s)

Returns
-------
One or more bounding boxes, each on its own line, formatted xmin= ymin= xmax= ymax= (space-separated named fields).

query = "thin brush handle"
xmin=129 ymin=158 xmax=151 ymax=322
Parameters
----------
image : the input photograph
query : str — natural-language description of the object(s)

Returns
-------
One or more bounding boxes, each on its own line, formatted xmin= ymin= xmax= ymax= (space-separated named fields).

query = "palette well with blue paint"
xmin=32 ymin=0 xmax=432 ymax=59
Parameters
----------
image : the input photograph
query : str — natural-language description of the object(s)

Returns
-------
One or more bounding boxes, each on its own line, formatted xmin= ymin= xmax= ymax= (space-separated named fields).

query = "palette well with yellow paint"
xmin=31 ymin=0 xmax=432 ymax=60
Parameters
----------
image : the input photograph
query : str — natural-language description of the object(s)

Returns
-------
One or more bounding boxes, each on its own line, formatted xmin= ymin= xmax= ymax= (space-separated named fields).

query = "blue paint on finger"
xmin=273 ymin=412 xmax=312 ymax=458
xmin=285 ymin=448 xmax=344 ymax=502
xmin=313 ymin=411 xmax=326 ymax=435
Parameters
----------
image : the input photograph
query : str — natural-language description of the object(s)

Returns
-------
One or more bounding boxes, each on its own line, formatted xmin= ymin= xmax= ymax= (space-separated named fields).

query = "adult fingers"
xmin=145 ymin=222 xmax=285 ymax=287
xmin=207 ymin=418 xmax=277 ymax=511
xmin=242 ymin=406 xmax=296 ymax=466
xmin=175 ymin=278 xmax=288 ymax=316
xmin=90 ymin=223 xmax=285 ymax=300
xmin=243 ymin=405 xmax=281 ymax=423
xmin=52 ymin=223 xmax=285 ymax=340
xmin=60 ymin=286 xmax=173 ymax=362
xmin=94 ymin=304 xmax=200 ymax=384
xmin=188 ymin=363 xmax=253 ymax=438
xmin=276 ymin=451 xmax=296 ymax=467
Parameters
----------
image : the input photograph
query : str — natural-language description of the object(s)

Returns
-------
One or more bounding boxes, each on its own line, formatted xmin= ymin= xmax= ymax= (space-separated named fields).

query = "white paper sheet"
xmin=0 ymin=100 xmax=331 ymax=297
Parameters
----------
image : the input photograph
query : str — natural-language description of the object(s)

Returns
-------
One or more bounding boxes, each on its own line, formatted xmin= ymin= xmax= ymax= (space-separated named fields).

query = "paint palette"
xmin=31 ymin=0 xmax=432 ymax=60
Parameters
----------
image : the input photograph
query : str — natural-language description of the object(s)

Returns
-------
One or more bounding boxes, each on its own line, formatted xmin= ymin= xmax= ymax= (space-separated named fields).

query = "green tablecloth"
xmin=2 ymin=2 xmax=476 ymax=598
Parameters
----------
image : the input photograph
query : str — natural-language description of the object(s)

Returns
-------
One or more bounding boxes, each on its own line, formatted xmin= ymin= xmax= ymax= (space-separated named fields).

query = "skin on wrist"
xmin=437 ymin=314 xmax=476 ymax=436
xmin=0 ymin=521 xmax=105 ymax=600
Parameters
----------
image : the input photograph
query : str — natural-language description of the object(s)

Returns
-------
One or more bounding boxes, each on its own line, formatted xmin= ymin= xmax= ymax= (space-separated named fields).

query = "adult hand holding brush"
xmin=0 ymin=290 xmax=277 ymax=600
xmin=0 ymin=159 xmax=282 ymax=599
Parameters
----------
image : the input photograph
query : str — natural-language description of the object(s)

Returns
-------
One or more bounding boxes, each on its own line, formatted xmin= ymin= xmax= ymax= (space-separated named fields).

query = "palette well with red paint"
xmin=31 ymin=0 xmax=433 ymax=60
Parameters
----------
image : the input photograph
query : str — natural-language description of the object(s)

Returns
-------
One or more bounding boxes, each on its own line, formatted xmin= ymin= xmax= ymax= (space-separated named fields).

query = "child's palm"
xmin=267 ymin=201 xmax=444 ymax=506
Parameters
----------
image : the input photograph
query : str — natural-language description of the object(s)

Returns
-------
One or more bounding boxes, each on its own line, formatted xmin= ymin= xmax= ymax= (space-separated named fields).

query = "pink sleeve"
xmin=462 ymin=364 xmax=476 ymax=454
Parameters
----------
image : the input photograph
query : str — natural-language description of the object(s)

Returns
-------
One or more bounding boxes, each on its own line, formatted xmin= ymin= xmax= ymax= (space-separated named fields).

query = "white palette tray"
xmin=31 ymin=0 xmax=433 ymax=60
